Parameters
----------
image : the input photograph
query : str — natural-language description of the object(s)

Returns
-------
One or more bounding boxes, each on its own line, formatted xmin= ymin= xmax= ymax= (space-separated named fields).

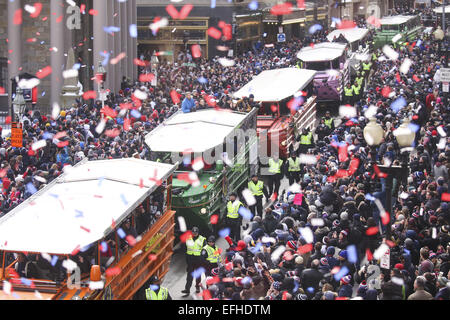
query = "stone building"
xmin=1 ymin=0 xmax=137 ymax=115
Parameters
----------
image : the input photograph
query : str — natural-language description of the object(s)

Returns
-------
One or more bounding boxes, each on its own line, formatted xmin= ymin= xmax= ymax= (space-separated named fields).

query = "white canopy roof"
xmin=380 ymin=15 xmax=416 ymax=25
xmin=233 ymin=68 xmax=316 ymax=102
xmin=433 ymin=5 xmax=450 ymax=13
xmin=297 ymin=42 xmax=347 ymax=62
xmin=326 ymin=28 xmax=369 ymax=44
xmin=0 ymin=159 xmax=177 ymax=255
xmin=145 ymin=109 xmax=249 ymax=153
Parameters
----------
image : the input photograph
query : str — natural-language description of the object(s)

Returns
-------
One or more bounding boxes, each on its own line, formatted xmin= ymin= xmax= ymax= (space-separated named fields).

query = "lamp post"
xmin=363 ymin=118 xmax=415 ymax=242
xmin=150 ymin=51 xmax=159 ymax=87
xmin=95 ymin=62 xmax=107 ymax=112
xmin=12 ymin=87 xmax=26 ymax=124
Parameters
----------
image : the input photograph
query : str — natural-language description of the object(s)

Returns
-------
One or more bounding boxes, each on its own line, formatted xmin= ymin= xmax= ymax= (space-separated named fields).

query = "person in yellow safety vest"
xmin=362 ymin=60 xmax=372 ymax=80
xmin=296 ymin=61 xmax=303 ymax=69
xmin=247 ymin=174 xmax=269 ymax=218
xmin=285 ymin=151 xmax=301 ymax=185
xmin=356 ymin=72 xmax=364 ymax=88
xmin=267 ymin=154 xmax=284 ymax=199
xmin=343 ymin=82 xmax=354 ymax=106
xmin=322 ymin=110 xmax=335 ymax=131
xmin=297 ymin=127 xmax=314 ymax=155
xmin=352 ymin=81 xmax=361 ymax=103
xmin=182 ymin=226 xmax=206 ymax=297
xmin=145 ymin=275 xmax=171 ymax=300
xmin=225 ymin=192 xmax=244 ymax=242
xmin=372 ymin=52 xmax=377 ymax=61
xmin=201 ymin=236 xmax=220 ymax=275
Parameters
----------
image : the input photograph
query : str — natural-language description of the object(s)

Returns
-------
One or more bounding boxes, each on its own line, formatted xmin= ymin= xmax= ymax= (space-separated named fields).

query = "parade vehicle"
xmin=233 ymin=68 xmax=318 ymax=159
xmin=374 ymin=15 xmax=422 ymax=48
xmin=297 ymin=43 xmax=351 ymax=102
xmin=0 ymin=158 xmax=178 ymax=300
xmin=144 ymin=109 xmax=258 ymax=233
xmin=326 ymin=28 xmax=372 ymax=76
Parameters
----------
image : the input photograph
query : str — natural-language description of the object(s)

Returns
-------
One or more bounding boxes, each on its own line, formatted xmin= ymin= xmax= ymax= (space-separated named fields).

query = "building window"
xmin=0 ymin=58 xmax=7 ymax=91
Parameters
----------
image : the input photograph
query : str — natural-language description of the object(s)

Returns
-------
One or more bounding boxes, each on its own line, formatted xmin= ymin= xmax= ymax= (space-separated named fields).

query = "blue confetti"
xmin=80 ymin=244 xmax=91 ymax=252
xmin=20 ymin=277 xmax=32 ymax=286
xmin=249 ymin=242 xmax=262 ymax=254
xmin=346 ymin=245 xmax=358 ymax=264
xmin=219 ymin=228 xmax=230 ymax=238
xmin=183 ymin=157 xmax=191 ymax=166
xmin=333 ymin=266 xmax=349 ymax=281
xmin=117 ymin=228 xmax=126 ymax=238
xmin=43 ymin=132 xmax=54 ymax=140
xmin=41 ymin=91 xmax=45 ymax=96
xmin=51 ymin=255 xmax=58 ymax=267
xmin=26 ymin=182 xmax=37 ymax=195
xmin=75 ymin=210 xmax=84 ymax=218
xmin=408 ymin=123 xmax=420 ymax=133
xmin=309 ymin=24 xmax=323 ymax=34
xmin=210 ymin=0 xmax=216 ymax=8
xmin=390 ymin=97 xmax=407 ymax=113
xmin=307 ymin=287 xmax=315 ymax=293
xmin=73 ymin=63 xmax=81 ymax=70
xmin=248 ymin=0 xmax=258 ymax=10
xmin=99 ymin=51 xmax=110 ymax=66
xmin=197 ymin=77 xmax=208 ymax=84
xmin=129 ymin=24 xmax=137 ymax=38
xmin=150 ymin=284 xmax=160 ymax=291
xmin=103 ymin=26 xmax=120 ymax=35
xmin=238 ymin=207 xmax=253 ymax=220
xmin=191 ymin=267 xmax=206 ymax=279
xmin=98 ymin=176 xmax=105 ymax=187
xmin=100 ymin=241 xmax=108 ymax=253
xmin=120 ymin=194 xmax=128 ymax=205
xmin=130 ymin=109 xmax=141 ymax=119
xmin=365 ymin=193 xmax=375 ymax=201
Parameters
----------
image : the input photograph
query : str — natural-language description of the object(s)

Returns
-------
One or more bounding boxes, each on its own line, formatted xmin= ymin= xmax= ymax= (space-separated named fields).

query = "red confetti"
xmin=80 ymin=226 xmax=90 ymax=233
xmin=270 ymin=104 xmax=278 ymax=113
xmin=297 ymin=243 xmax=313 ymax=254
xmin=57 ymin=141 xmax=69 ymax=148
xmin=112 ymin=219 xmax=116 ymax=229
xmin=297 ymin=0 xmax=305 ymax=9
xmin=210 ymin=214 xmax=219 ymax=225
xmin=373 ymin=164 xmax=388 ymax=178
xmin=89 ymin=9 xmax=98 ymax=16
xmin=56 ymin=15 xmax=63 ymax=23
xmin=104 ymin=128 xmax=121 ymax=138
xmin=270 ymin=2 xmax=293 ymax=15
xmin=148 ymin=254 xmax=157 ymax=261
xmin=123 ymin=118 xmax=131 ymax=131
xmin=282 ymin=291 xmax=288 ymax=300
xmin=180 ymin=231 xmax=193 ymax=243
xmin=366 ymin=15 xmax=381 ymax=28
xmin=94 ymin=195 xmax=103 ymax=198
xmin=133 ymin=58 xmax=148 ymax=67
xmin=101 ymin=106 xmax=118 ymax=118
xmin=366 ymin=248 xmax=373 ymax=261
xmin=5 ymin=116 xmax=11 ymax=124
xmin=202 ymin=289 xmax=212 ymax=300
xmin=381 ymin=211 xmax=390 ymax=226
xmin=83 ymin=91 xmax=97 ymax=100
xmin=366 ymin=227 xmax=379 ymax=236
xmin=225 ymin=262 xmax=233 ymax=271
xmin=36 ymin=66 xmax=52 ymax=79
xmin=386 ymin=240 xmax=396 ymax=248
xmin=119 ymin=102 xmax=133 ymax=110
xmin=441 ymin=193 xmax=450 ymax=202
xmin=412 ymin=75 xmax=420 ymax=82
xmin=105 ymin=267 xmax=121 ymax=277
xmin=13 ymin=9 xmax=22 ymax=25
xmin=337 ymin=20 xmax=357 ymax=29
xmin=30 ymin=3 xmax=43 ymax=18
xmin=221 ymin=23 xmax=232 ymax=41
xmin=139 ymin=73 xmax=155 ymax=82
xmin=170 ymin=90 xmax=181 ymax=104
xmin=283 ymin=251 xmax=294 ymax=261
xmin=166 ymin=5 xmax=179 ymax=19
xmin=54 ymin=131 xmax=67 ymax=140
xmin=381 ymin=86 xmax=392 ymax=98
xmin=338 ymin=144 xmax=348 ymax=163
xmin=206 ymin=276 xmax=220 ymax=286
xmin=179 ymin=4 xmax=193 ymax=20
xmin=207 ymin=27 xmax=222 ymax=40
xmin=191 ymin=44 xmax=202 ymax=58
xmin=139 ymin=178 xmax=144 ymax=188
xmin=0 ymin=87 xmax=5 ymax=94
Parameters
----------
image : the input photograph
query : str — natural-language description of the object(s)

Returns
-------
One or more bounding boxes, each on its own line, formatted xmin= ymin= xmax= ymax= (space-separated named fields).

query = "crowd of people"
xmin=0 ymin=3 xmax=448 ymax=300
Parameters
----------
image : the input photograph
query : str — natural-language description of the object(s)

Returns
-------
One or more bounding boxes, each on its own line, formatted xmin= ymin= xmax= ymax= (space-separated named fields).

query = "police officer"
xmin=225 ymin=192 xmax=244 ymax=242
xmin=181 ymin=226 xmax=205 ymax=297
xmin=298 ymin=127 xmax=314 ymax=155
xmin=322 ymin=111 xmax=335 ymax=131
xmin=355 ymin=72 xmax=364 ymax=89
xmin=352 ymin=80 xmax=361 ymax=103
xmin=285 ymin=151 xmax=301 ymax=185
xmin=201 ymin=236 xmax=220 ymax=276
xmin=267 ymin=154 xmax=284 ymax=198
xmin=247 ymin=174 xmax=269 ymax=218
xmin=343 ymin=82 xmax=354 ymax=106
xmin=145 ymin=275 xmax=172 ymax=300
xmin=362 ymin=59 xmax=372 ymax=80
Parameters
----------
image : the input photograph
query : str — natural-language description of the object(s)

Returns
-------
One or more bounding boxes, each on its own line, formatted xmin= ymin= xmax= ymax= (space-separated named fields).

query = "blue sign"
xmin=277 ymin=33 xmax=286 ymax=42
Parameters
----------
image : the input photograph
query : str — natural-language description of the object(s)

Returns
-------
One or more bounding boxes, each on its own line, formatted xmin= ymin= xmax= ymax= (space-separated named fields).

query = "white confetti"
xmin=51 ymin=102 xmax=60 ymax=120
xmin=32 ymin=140 xmax=47 ymax=151
xmin=18 ymin=78 xmax=40 ymax=90
xmin=437 ymin=138 xmax=446 ymax=149
xmin=261 ymin=236 xmax=276 ymax=244
xmin=89 ymin=281 xmax=104 ymax=290
xmin=24 ymin=4 xmax=36 ymax=14
xmin=3 ymin=281 xmax=11 ymax=295
xmin=271 ymin=245 xmax=286 ymax=263
xmin=382 ymin=45 xmax=399 ymax=60
xmin=133 ymin=89 xmax=148 ymax=101
xmin=299 ymin=227 xmax=314 ymax=243
xmin=34 ymin=176 xmax=47 ymax=184
xmin=34 ymin=290 xmax=43 ymax=300
xmin=399 ymin=192 xmax=409 ymax=199
xmin=392 ymin=33 xmax=402 ymax=43
xmin=364 ymin=105 xmax=378 ymax=119
xmin=132 ymin=250 xmax=143 ymax=258
xmin=432 ymin=227 xmax=437 ymax=239
xmin=311 ymin=218 xmax=324 ymax=227
xmin=288 ymin=183 xmax=301 ymax=193
xmin=299 ymin=154 xmax=317 ymax=165
xmin=178 ymin=216 xmax=187 ymax=233
xmin=66 ymin=0 xmax=77 ymax=7
xmin=437 ymin=126 xmax=446 ymax=137
xmin=95 ymin=119 xmax=106 ymax=134
xmin=62 ymin=69 xmax=79 ymax=79
xmin=62 ymin=259 xmax=77 ymax=272
xmin=192 ymin=158 xmax=204 ymax=171
xmin=188 ymin=172 xmax=200 ymax=187
xmin=41 ymin=253 xmax=51 ymax=262
xmin=391 ymin=277 xmax=404 ymax=286
xmin=400 ymin=58 xmax=412 ymax=74
xmin=218 ymin=58 xmax=235 ymax=67
xmin=150 ymin=17 xmax=168 ymax=32
xmin=242 ymin=188 xmax=256 ymax=206
xmin=339 ymin=105 xmax=357 ymax=118
xmin=373 ymin=243 xmax=389 ymax=260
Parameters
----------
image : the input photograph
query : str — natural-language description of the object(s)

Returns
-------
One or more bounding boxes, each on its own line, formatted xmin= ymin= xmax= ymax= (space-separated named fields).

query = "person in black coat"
xmin=300 ymin=259 xmax=324 ymax=299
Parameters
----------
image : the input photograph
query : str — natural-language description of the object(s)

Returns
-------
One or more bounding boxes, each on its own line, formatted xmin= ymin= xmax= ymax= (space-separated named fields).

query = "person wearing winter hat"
xmin=338 ymin=275 xmax=353 ymax=298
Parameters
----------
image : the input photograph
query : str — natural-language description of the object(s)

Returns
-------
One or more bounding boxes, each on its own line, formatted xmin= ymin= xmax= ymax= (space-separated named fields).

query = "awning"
xmin=297 ymin=42 xmax=347 ymax=62
xmin=145 ymin=109 xmax=250 ymax=153
xmin=0 ymin=159 xmax=177 ymax=254
xmin=233 ymin=68 xmax=317 ymax=102
xmin=380 ymin=15 xmax=417 ymax=25
xmin=433 ymin=5 xmax=450 ymax=13
xmin=326 ymin=28 xmax=369 ymax=44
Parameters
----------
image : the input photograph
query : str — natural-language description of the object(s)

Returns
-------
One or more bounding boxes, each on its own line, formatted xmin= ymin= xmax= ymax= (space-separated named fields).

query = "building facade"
xmin=328 ymin=0 xmax=393 ymax=23
xmin=2 ymin=0 xmax=137 ymax=115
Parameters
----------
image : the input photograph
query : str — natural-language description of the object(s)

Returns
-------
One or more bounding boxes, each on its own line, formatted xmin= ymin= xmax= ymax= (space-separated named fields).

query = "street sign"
xmin=11 ymin=122 xmax=23 ymax=148
xmin=440 ymin=68 xmax=450 ymax=82
xmin=380 ymin=248 xmax=390 ymax=269
xmin=277 ymin=33 xmax=286 ymax=43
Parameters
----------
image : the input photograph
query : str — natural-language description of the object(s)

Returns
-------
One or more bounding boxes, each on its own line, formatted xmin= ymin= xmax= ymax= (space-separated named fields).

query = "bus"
xmin=297 ymin=42 xmax=351 ymax=103
xmin=327 ymin=28 xmax=372 ymax=76
xmin=374 ymin=15 xmax=422 ymax=48
xmin=233 ymin=68 xmax=318 ymax=159
xmin=145 ymin=109 xmax=258 ymax=234
xmin=0 ymin=158 xmax=178 ymax=300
